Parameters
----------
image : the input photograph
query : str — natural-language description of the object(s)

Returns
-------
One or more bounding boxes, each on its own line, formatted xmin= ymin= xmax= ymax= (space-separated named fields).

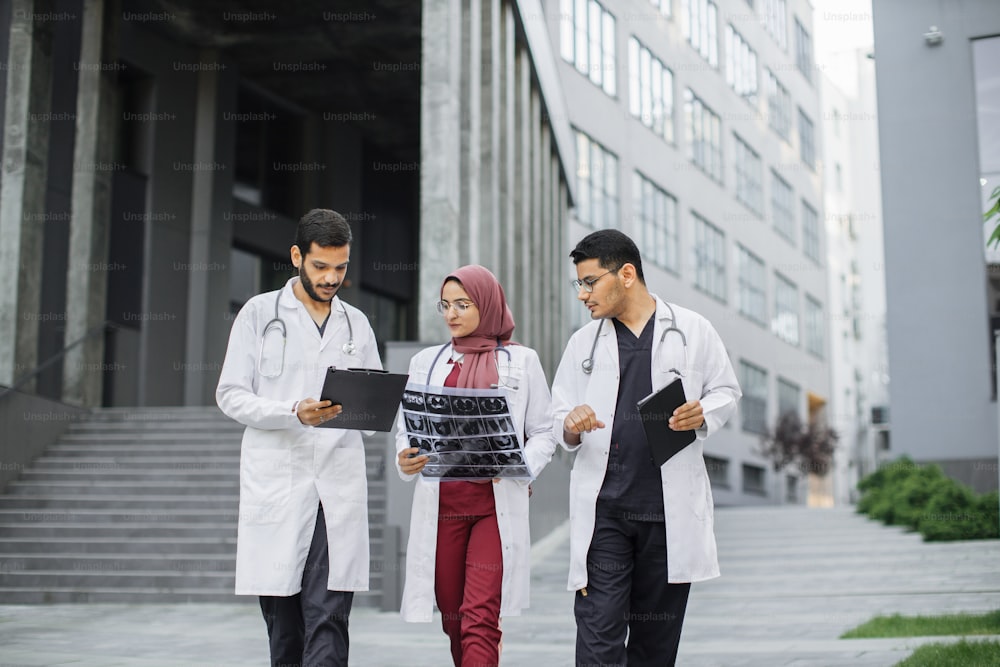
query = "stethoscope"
xmin=258 ymin=289 xmax=356 ymax=378
xmin=427 ymin=342 xmax=519 ymax=390
xmin=581 ymin=301 xmax=687 ymax=376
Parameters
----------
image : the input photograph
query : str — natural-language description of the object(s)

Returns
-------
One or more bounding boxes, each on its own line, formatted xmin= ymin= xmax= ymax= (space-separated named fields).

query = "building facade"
xmin=871 ymin=0 xmax=1000 ymax=492
xmin=542 ymin=0 xmax=832 ymax=504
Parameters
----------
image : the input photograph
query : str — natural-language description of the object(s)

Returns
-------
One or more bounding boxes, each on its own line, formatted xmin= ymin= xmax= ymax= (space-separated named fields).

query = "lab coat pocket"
xmin=240 ymin=448 xmax=292 ymax=523
xmin=319 ymin=447 xmax=368 ymax=522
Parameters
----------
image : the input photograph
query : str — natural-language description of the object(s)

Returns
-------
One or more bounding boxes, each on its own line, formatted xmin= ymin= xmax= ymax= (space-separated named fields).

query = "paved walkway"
xmin=1 ymin=506 xmax=998 ymax=666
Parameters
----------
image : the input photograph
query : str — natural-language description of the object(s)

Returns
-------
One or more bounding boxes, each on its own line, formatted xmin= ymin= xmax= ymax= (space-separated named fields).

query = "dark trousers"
xmin=575 ymin=513 xmax=691 ymax=667
xmin=259 ymin=504 xmax=354 ymax=667
xmin=435 ymin=481 xmax=503 ymax=667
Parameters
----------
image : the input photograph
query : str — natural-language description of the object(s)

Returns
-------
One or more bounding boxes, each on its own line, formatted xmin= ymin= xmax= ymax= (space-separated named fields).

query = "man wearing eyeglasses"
xmin=551 ymin=229 xmax=741 ymax=667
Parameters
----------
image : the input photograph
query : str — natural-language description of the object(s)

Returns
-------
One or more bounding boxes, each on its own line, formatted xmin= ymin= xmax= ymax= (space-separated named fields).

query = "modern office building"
xmin=541 ymin=0 xmax=832 ymax=504
xmin=871 ymin=0 xmax=1000 ymax=492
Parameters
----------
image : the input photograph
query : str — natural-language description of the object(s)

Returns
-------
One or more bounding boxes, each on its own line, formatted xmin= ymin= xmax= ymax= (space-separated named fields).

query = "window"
xmin=777 ymin=377 xmax=800 ymax=419
xmin=704 ymin=455 xmax=730 ymax=488
xmin=802 ymin=200 xmax=821 ymax=263
xmin=560 ymin=0 xmax=617 ymax=97
xmin=740 ymin=360 xmax=768 ymax=434
xmin=773 ymin=272 xmax=799 ymax=345
xmin=628 ymin=38 xmax=674 ymax=142
xmin=633 ymin=172 xmax=679 ymax=272
xmin=734 ymin=134 xmax=763 ymax=215
xmin=743 ymin=463 xmax=767 ymax=495
xmin=771 ymin=170 xmax=795 ymax=243
xmin=794 ymin=17 xmax=813 ymax=83
xmin=682 ymin=0 xmax=718 ymax=68
xmin=798 ymin=108 xmax=815 ymax=169
xmin=737 ymin=244 xmax=766 ymax=325
xmin=684 ymin=89 xmax=723 ymax=183
xmin=575 ymin=131 xmax=619 ymax=229
xmin=649 ymin=0 xmax=671 ymax=17
xmin=725 ymin=25 xmax=758 ymax=104
xmin=786 ymin=474 xmax=799 ymax=502
xmin=765 ymin=69 xmax=791 ymax=140
xmin=805 ymin=294 xmax=825 ymax=357
xmin=760 ymin=0 xmax=786 ymax=50
xmin=694 ymin=213 xmax=726 ymax=301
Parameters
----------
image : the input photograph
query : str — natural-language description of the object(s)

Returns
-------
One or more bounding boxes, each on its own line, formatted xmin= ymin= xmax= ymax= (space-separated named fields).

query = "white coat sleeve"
xmin=215 ymin=305 xmax=302 ymax=431
xmin=521 ymin=349 xmax=558 ymax=478
xmin=394 ymin=351 xmax=424 ymax=482
xmin=694 ymin=321 xmax=742 ymax=440
xmin=550 ymin=336 xmax=584 ymax=452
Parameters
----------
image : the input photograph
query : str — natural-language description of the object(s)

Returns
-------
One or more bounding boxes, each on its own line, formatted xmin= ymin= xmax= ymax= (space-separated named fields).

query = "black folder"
xmin=318 ymin=367 xmax=409 ymax=432
xmin=636 ymin=378 xmax=697 ymax=466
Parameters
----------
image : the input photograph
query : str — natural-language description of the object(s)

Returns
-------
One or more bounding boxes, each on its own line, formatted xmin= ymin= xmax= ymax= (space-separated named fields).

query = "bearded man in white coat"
xmin=551 ymin=229 xmax=741 ymax=667
xmin=216 ymin=209 xmax=381 ymax=667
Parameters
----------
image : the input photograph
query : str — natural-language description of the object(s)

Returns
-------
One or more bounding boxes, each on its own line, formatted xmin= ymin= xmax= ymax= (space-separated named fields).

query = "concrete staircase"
xmin=0 ymin=406 xmax=390 ymax=606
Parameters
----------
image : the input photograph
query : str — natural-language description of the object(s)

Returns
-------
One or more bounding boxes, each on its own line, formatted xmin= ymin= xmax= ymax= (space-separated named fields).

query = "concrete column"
xmin=499 ymin=2 xmax=516 ymax=289
xmin=418 ymin=0 xmax=462 ymax=341
xmin=62 ymin=0 xmax=118 ymax=407
xmin=514 ymin=49 xmax=531 ymax=341
xmin=0 ymin=0 xmax=54 ymax=390
xmin=459 ymin=0 xmax=480 ymax=265
xmin=479 ymin=0 xmax=501 ymax=271
xmin=183 ymin=50 xmax=236 ymax=406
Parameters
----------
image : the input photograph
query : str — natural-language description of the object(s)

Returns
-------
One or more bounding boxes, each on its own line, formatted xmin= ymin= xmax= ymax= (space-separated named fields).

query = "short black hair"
xmin=295 ymin=209 xmax=352 ymax=256
xmin=570 ymin=229 xmax=645 ymax=283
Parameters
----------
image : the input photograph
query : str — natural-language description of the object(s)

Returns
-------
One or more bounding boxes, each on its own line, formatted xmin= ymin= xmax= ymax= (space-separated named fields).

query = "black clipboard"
xmin=318 ymin=367 xmax=409 ymax=432
xmin=636 ymin=378 xmax=697 ymax=466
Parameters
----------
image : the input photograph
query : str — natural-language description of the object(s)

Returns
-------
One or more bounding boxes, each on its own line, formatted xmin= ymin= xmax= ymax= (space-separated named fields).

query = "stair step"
xmin=0 ymin=496 xmax=240 ymax=510
xmin=0 ymin=570 xmax=235 ymax=588
xmin=0 ymin=587 xmax=378 ymax=604
xmin=21 ymin=470 xmax=238 ymax=482
xmin=0 ymin=537 xmax=237 ymax=555
xmin=0 ymin=553 xmax=235 ymax=572
xmin=0 ymin=509 xmax=240 ymax=523
xmin=32 ymin=456 xmax=240 ymax=468
xmin=0 ymin=523 xmax=238 ymax=538
xmin=67 ymin=421 xmax=243 ymax=433
xmin=7 ymin=481 xmax=239 ymax=495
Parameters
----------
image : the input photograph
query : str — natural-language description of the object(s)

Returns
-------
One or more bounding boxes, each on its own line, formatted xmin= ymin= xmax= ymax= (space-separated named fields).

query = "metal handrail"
xmin=0 ymin=320 xmax=119 ymax=402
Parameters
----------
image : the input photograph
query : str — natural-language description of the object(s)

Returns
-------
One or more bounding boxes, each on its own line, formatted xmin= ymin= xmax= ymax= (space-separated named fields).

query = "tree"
xmin=758 ymin=412 xmax=838 ymax=477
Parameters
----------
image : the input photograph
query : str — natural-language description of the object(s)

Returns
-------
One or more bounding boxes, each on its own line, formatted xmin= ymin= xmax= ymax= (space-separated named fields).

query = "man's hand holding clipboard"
xmin=315 ymin=367 xmax=409 ymax=432
xmin=637 ymin=379 xmax=705 ymax=466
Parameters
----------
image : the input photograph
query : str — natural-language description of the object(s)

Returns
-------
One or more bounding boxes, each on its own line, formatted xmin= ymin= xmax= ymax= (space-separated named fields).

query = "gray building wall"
xmin=872 ymin=0 xmax=1000 ymax=490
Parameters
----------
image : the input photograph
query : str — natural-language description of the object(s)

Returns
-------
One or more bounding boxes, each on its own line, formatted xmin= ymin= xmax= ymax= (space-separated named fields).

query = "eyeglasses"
xmin=571 ymin=269 xmax=617 ymax=293
xmin=436 ymin=299 xmax=476 ymax=314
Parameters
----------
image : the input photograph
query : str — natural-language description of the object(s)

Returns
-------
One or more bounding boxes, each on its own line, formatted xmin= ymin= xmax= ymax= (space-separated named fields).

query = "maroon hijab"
xmin=443 ymin=265 xmax=515 ymax=389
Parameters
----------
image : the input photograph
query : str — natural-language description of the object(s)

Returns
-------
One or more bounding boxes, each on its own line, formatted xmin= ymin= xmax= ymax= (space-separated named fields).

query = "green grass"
xmin=894 ymin=639 xmax=1000 ymax=667
xmin=841 ymin=610 xmax=1000 ymax=639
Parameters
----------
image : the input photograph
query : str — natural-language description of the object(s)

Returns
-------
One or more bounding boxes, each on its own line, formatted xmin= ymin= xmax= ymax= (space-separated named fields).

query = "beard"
xmin=298 ymin=265 xmax=339 ymax=303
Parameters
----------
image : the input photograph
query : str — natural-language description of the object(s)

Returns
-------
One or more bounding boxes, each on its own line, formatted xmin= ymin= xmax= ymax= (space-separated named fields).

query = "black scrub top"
xmin=596 ymin=316 xmax=666 ymax=522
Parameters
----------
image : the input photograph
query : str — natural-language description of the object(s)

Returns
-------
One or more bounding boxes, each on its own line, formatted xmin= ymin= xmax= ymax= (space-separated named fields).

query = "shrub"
xmin=857 ymin=457 xmax=1000 ymax=542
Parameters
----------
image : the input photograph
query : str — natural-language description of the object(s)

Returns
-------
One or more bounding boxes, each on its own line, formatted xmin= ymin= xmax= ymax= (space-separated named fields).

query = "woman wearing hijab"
xmin=395 ymin=265 xmax=558 ymax=667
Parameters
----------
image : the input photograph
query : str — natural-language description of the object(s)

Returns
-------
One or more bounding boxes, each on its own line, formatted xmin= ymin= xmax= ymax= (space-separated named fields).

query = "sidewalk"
xmin=1 ymin=506 xmax=998 ymax=666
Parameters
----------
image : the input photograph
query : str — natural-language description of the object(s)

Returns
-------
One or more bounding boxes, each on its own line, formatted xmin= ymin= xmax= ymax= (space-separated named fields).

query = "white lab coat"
xmin=394 ymin=343 xmax=558 ymax=622
xmin=550 ymin=295 xmax=741 ymax=589
xmin=216 ymin=277 xmax=381 ymax=596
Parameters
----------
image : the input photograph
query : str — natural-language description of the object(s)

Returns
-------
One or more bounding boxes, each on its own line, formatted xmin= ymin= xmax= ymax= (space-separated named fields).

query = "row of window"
xmin=738 ymin=360 xmax=803 ymax=435
xmin=575 ymin=130 xmax=823 ymax=260
xmin=575 ymin=132 xmax=826 ymax=356
xmin=561 ymin=1 xmax=817 ymax=166
xmin=704 ymin=455 xmax=799 ymax=500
